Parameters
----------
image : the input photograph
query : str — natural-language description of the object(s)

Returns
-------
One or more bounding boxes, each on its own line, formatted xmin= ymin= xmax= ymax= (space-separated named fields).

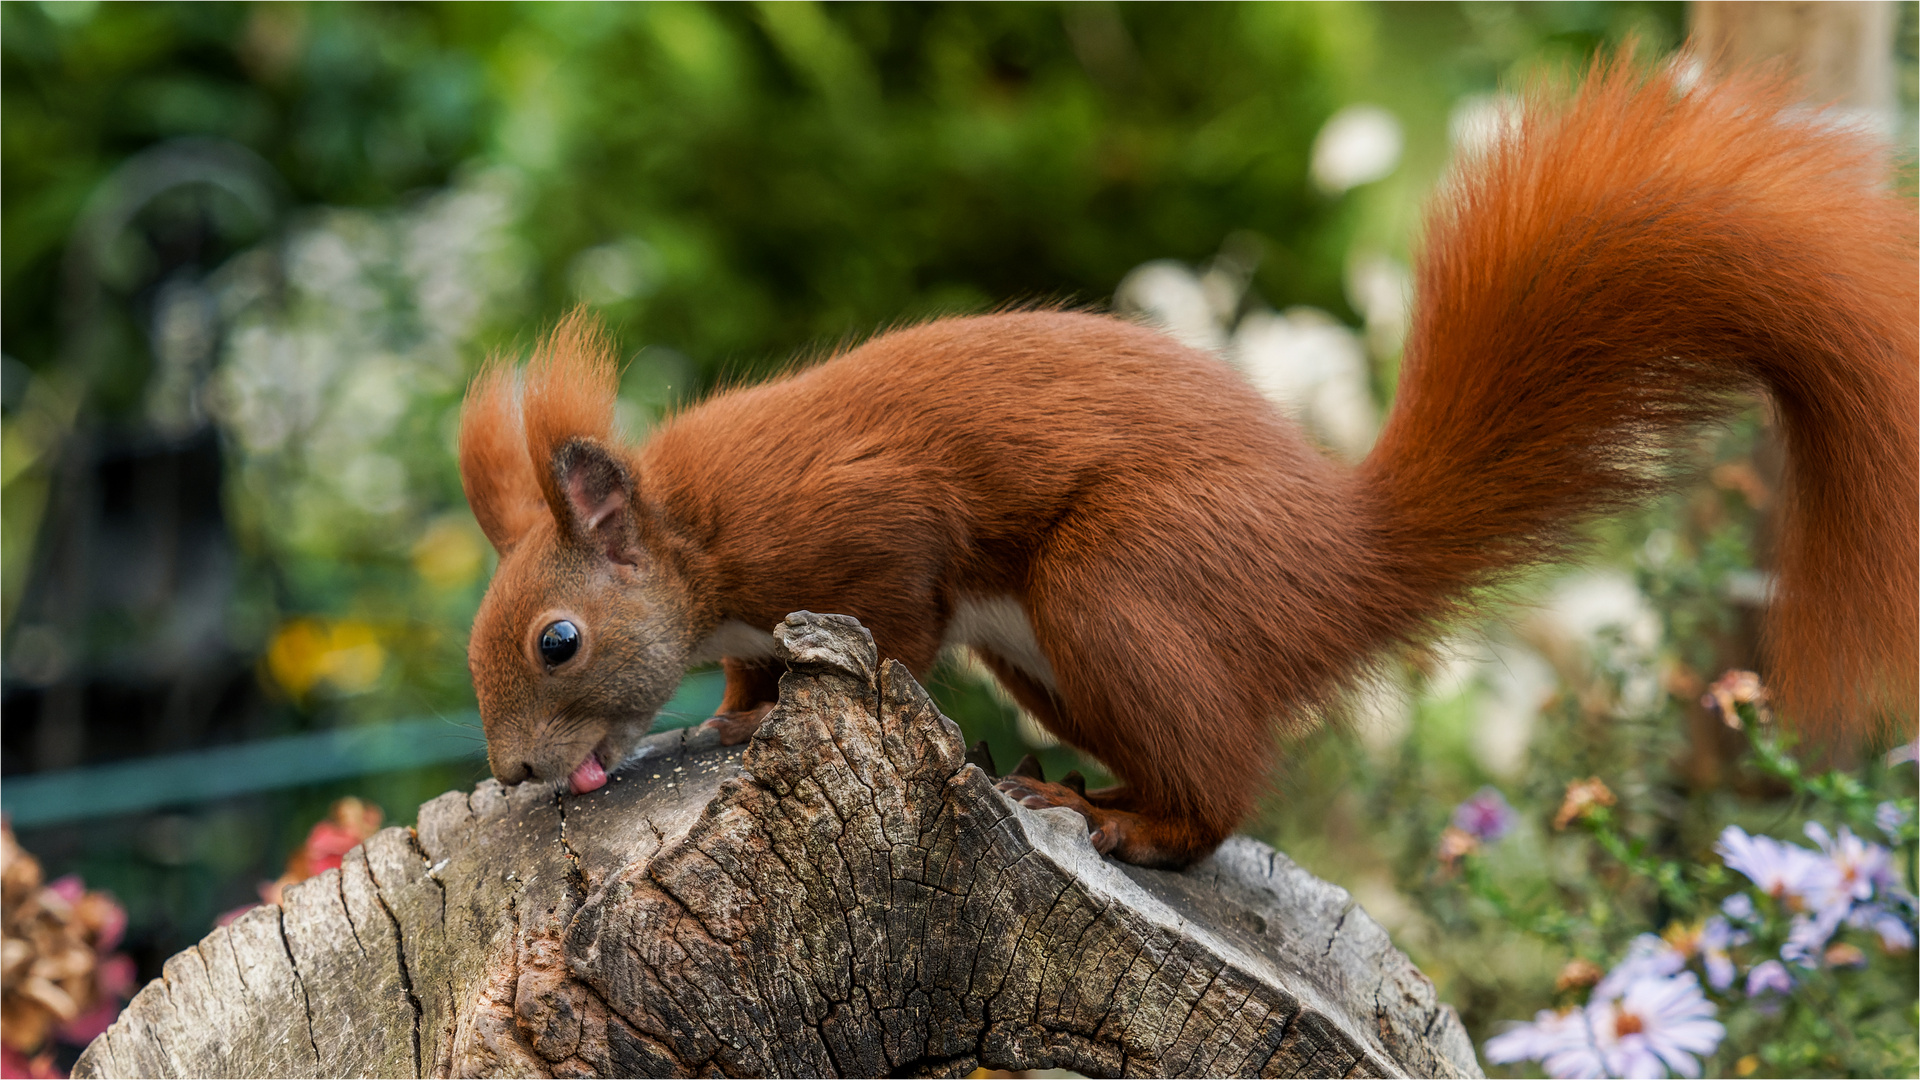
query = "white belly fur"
xmin=944 ymin=594 xmax=1059 ymax=694
xmin=691 ymin=596 xmax=1058 ymax=694
xmin=688 ymin=619 xmax=780 ymax=666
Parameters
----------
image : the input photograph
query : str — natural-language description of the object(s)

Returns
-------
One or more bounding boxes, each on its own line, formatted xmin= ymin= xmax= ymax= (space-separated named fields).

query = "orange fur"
xmin=457 ymin=359 xmax=544 ymax=552
xmin=461 ymin=58 xmax=1917 ymax=868
xmin=1364 ymin=58 xmax=1918 ymax=732
xmin=521 ymin=310 xmax=622 ymax=525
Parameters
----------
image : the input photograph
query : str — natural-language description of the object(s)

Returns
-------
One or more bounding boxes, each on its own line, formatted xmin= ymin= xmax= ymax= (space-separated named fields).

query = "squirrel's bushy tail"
xmin=1358 ymin=56 xmax=1918 ymax=735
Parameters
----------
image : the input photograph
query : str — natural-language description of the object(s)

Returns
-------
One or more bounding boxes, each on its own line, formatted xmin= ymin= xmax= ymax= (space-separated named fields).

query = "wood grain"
xmin=77 ymin=612 xmax=1479 ymax=1079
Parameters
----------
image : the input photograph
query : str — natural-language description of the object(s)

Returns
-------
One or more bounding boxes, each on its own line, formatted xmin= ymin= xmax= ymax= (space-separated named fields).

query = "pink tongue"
xmin=568 ymin=754 xmax=608 ymax=795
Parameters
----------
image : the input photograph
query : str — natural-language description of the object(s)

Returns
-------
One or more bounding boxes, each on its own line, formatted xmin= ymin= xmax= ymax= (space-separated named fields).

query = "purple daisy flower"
xmin=1720 ymin=892 xmax=1756 ymax=923
xmin=1804 ymin=822 xmax=1894 ymax=902
xmin=1489 ymin=960 xmax=1724 ymax=1078
xmin=1875 ymin=800 xmax=1910 ymax=839
xmin=1587 ymin=971 xmax=1723 ymax=1079
xmin=1715 ymin=826 xmax=1839 ymax=908
xmin=1485 ymin=1007 xmax=1592 ymax=1078
xmin=1781 ymin=905 xmax=1849 ymax=966
xmin=1696 ymin=916 xmax=1744 ymax=992
xmin=1847 ymin=903 xmax=1916 ymax=952
xmin=1593 ymin=935 xmax=1685 ymax=1002
xmin=1745 ymin=959 xmax=1793 ymax=996
xmin=1451 ymin=786 xmax=1518 ymax=842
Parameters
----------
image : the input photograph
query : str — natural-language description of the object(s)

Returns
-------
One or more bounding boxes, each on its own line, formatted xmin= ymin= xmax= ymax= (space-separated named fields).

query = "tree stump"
xmin=75 ymin=612 xmax=1480 ymax=1078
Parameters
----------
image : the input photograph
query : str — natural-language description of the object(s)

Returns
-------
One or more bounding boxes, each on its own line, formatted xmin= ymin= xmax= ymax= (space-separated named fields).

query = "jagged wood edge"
xmin=76 ymin=612 xmax=1480 ymax=1079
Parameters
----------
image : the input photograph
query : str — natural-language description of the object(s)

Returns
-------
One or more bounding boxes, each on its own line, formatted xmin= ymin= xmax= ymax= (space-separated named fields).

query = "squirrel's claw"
xmin=993 ymin=774 xmax=1120 ymax=855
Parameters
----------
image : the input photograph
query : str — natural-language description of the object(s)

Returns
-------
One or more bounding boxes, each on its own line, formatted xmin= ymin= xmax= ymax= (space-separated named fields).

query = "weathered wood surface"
xmin=76 ymin=612 xmax=1481 ymax=1078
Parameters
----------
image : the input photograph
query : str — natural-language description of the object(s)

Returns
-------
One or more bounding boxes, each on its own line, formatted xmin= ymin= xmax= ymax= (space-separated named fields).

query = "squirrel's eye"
xmin=538 ymin=620 xmax=580 ymax=666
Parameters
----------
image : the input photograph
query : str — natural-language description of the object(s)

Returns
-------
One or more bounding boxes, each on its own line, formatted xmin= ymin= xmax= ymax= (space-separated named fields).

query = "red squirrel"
xmin=459 ymin=59 xmax=1917 ymax=869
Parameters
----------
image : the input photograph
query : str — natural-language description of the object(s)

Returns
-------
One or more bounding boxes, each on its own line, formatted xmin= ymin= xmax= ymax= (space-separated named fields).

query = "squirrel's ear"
xmin=459 ymin=360 xmax=546 ymax=553
xmin=551 ymin=438 xmax=640 ymax=564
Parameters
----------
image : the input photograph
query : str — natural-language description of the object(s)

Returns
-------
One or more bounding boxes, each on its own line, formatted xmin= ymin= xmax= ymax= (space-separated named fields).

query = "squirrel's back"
xmin=638 ymin=310 xmax=1356 ymax=599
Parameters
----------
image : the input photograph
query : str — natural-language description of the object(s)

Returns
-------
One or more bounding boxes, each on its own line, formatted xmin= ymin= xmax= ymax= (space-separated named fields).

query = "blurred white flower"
xmin=1587 ymin=971 xmax=1722 ymax=1079
xmin=1593 ymin=934 xmax=1687 ymax=1001
xmin=1231 ymin=306 xmax=1378 ymax=461
xmin=287 ymin=219 xmax=384 ymax=314
xmin=1804 ymin=822 xmax=1895 ymax=904
xmin=403 ymin=174 xmax=531 ymax=342
xmin=569 ymin=238 xmax=660 ymax=306
xmin=1721 ymin=893 xmax=1756 ymax=923
xmin=1310 ymin=104 xmax=1402 ymax=195
xmin=209 ymin=167 xmax=533 ymax=542
xmin=1344 ymin=250 xmax=1410 ymax=358
xmin=1114 ymin=260 xmax=1226 ymax=354
xmin=1423 ymin=638 xmax=1554 ymax=779
xmin=1847 ymin=902 xmax=1916 ymax=952
xmin=1449 ymin=93 xmax=1524 ymax=160
xmin=1532 ymin=571 xmax=1664 ymax=715
xmin=1780 ymin=905 xmax=1849 ymax=966
xmin=338 ymin=453 xmax=408 ymax=516
xmin=1696 ymin=916 xmax=1744 ymax=992
xmin=1347 ymin=671 xmax=1412 ymax=755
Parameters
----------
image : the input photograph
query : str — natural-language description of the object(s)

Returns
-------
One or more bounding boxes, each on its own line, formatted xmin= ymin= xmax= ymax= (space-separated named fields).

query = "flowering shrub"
xmin=1 ymin=824 xmax=133 ymax=1080
xmin=1464 ymin=698 xmax=1916 ymax=1079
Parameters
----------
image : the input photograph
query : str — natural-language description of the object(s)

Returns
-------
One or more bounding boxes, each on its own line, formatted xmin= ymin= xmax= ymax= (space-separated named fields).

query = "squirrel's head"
xmin=459 ymin=313 xmax=690 ymax=793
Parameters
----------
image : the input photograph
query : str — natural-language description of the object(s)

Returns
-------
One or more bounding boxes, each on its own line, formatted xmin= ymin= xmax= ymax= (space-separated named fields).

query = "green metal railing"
xmin=2 ymin=670 xmax=724 ymax=827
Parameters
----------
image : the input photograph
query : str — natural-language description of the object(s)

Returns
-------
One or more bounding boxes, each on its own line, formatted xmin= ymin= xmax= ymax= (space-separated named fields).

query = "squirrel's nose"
xmin=493 ymin=759 xmax=533 ymax=785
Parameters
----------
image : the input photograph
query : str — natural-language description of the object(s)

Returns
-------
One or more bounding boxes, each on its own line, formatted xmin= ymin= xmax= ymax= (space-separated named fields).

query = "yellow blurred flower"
xmin=411 ymin=516 xmax=486 ymax=590
xmin=266 ymin=618 xmax=387 ymax=698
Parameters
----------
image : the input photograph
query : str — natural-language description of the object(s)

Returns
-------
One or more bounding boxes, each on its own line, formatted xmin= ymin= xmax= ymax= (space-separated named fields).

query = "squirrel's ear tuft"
xmin=524 ymin=308 xmax=620 ymax=513
xmin=521 ymin=310 xmax=637 ymax=561
xmin=552 ymin=438 xmax=640 ymax=563
xmin=459 ymin=358 xmax=546 ymax=553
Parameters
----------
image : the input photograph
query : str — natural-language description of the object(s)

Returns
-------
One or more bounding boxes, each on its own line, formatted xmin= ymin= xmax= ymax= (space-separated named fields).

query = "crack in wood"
xmin=273 ymin=906 xmax=322 ymax=1069
xmin=362 ymin=846 xmax=427 ymax=1078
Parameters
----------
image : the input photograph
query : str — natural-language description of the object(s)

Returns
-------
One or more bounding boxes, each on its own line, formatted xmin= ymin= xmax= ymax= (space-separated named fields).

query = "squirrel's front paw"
xmin=701 ymin=702 xmax=775 ymax=746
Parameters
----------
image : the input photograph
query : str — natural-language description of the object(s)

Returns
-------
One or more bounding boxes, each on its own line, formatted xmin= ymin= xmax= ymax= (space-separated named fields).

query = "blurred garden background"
xmin=2 ymin=2 xmax=1915 ymax=1076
